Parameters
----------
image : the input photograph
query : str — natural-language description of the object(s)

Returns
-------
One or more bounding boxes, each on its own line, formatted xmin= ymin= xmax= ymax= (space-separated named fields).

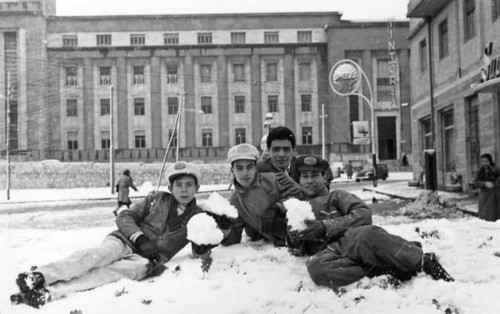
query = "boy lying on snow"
xmin=10 ymin=161 xmax=234 ymax=309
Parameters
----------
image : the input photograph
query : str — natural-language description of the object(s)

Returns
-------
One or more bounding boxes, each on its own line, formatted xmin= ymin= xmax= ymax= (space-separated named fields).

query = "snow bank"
xmin=198 ymin=192 xmax=238 ymax=218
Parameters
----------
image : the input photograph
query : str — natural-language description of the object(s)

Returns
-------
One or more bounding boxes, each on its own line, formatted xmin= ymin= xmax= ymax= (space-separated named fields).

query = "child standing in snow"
xmin=289 ymin=155 xmax=454 ymax=287
xmin=11 ymin=161 xmax=222 ymax=309
xmin=222 ymin=143 xmax=305 ymax=247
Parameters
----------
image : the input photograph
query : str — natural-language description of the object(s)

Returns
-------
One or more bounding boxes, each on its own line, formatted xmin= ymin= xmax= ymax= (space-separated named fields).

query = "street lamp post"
xmin=329 ymin=59 xmax=378 ymax=187
xmin=320 ymin=103 xmax=328 ymax=160
xmin=109 ymin=85 xmax=115 ymax=194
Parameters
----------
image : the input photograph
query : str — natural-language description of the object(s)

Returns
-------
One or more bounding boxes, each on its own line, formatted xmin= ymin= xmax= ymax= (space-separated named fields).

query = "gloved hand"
xmin=191 ymin=242 xmax=218 ymax=258
xmin=135 ymin=235 xmax=160 ymax=260
xmin=296 ymin=219 xmax=326 ymax=241
xmin=205 ymin=212 xmax=231 ymax=230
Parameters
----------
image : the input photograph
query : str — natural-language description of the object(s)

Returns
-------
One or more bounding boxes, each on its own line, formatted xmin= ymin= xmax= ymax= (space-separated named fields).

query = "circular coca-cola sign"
xmin=329 ymin=60 xmax=361 ymax=96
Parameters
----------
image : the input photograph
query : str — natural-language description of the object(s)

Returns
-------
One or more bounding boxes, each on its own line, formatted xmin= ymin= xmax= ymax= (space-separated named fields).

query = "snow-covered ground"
xmin=1 ymin=183 xmax=499 ymax=314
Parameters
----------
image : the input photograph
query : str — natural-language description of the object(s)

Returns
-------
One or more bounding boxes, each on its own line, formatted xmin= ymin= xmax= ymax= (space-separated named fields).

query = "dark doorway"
xmin=377 ymin=116 xmax=397 ymax=160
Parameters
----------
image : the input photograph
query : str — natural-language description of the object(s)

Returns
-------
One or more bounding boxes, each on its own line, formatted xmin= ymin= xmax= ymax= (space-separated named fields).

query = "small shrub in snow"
xmin=187 ymin=213 xmax=223 ymax=245
xmin=198 ymin=192 xmax=238 ymax=218
xmin=201 ymin=254 xmax=213 ymax=279
xmin=283 ymin=198 xmax=315 ymax=231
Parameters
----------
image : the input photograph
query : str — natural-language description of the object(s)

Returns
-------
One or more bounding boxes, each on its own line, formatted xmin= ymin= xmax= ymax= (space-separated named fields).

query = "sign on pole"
xmin=352 ymin=121 xmax=370 ymax=145
xmin=329 ymin=60 xmax=362 ymax=96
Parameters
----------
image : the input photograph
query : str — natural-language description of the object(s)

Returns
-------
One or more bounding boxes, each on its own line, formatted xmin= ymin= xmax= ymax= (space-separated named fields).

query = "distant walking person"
xmin=401 ymin=153 xmax=409 ymax=168
xmin=345 ymin=161 xmax=353 ymax=179
xmin=115 ymin=169 xmax=138 ymax=216
xmin=473 ymin=153 xmax=500 ymax=221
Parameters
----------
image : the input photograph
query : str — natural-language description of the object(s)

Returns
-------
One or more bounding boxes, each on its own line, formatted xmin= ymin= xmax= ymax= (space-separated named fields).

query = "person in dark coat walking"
xmin=291 ymin=155 xmax=454 ymax=287
xmin=345 ymin=161 xmax=353 ymax=179
xmin=115 ymin=169 xmax=138 ymax=215
xmin=473 ymin=153 xmax=500 ymax=221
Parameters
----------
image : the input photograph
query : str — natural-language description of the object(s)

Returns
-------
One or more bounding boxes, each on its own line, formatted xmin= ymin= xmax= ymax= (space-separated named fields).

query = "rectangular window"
xmin=168 ymin=129 xmax=177 ymax=148
xmin=134 ymin=98 xmax=145 ymax=116
xmin=130 ymin=34 xmax=145 ymax=46
xmin=299 ymin=62 xmax=311 ymax=81
xmin=66 ymin=99 xmax=77 ymax=117
xmin=419 ymin=39 xmax=427 ymax=73
xmin=167 ymin=63 xmax=178 ymax=84
xmin=297 ymin=31 xmax=312 ymax=43
xmin=67 ymin=131 xmax=78 ymax=150
xmin=200 ymin=64 xmax=211 ymax=83
xmin=376 ymin=59 xmax=393 ymax=102
xmin=231 ymin=32 xmax=246 ymax=44
xmin=201 ymin=96 xmax=212 ymax=114
xmin=422 ymin=118 xmax=432 ymax=150
xmin=65 ymin=66 xmax=78 ymax=86
xmin=268 ymin=95 xmax=278 ymax=112
xmin=442 ymin=110 xmax=455 ymax=171
xmin=135 ymin=130 xmax=146 ymax=148
xmin=266 ymin=63 xmax=278 ymax=82
xmin=302 ymin=127 xmax=313 ymax=145
xmin=101 ymin=131 xmax=110 ymax=149
xmin=439 ymin=19 xmax=449 ymax=59
xmin=96 ymin=34 xmax=112 ymax=46
xmin=99 ymin=66 xmax=111 ymax=85
xmin=100 ymin=98 xmax=110 ymax=116
xmin=235 ymin=96 xmax=245 ymax=113
xmin=301 ymin=94 xmax=311 ymax=112
xmin=233 ymin=64 xmax=245 ymax=82
xmin=164 ymin=33 xmax=179 ymax=44
xmin=464 ymin=0 xmax=476 ymax=41
xmin=467 ymin=96 xmax=480 ymax=171
xmin=493 ymin=0 xmax=500 ymax=21
xmin=235 ymin=128 xmax=246 ymax=144
xmin=167 ymin=97 xmax=178 ymax=115
xmin=264 ymin=31 xmax=279 ymax=43
xmin=62 ymin=35 xmax=78 ymax=47
xmin=133 ymin=66 xmax=144 ymax=85
xmin=197 ymin=32 xmax=212 ymax=44
xmin=202 ymin=129 xmax=213 ymax=147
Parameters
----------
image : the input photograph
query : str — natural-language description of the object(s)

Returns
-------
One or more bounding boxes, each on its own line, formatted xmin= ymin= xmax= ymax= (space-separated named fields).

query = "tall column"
xmin=82 ymin=58 xmax=94 ymax=149
xmin=150 ymin=56 xmax=162 ymax=148
xmin=217 ymin=55 xmax=229 ymax=147
xmin=116 ymin=57 xmax=128 ymax=149
xmin=250 ymin=54 xmax=262 ymax=144
xmin=183 ymin=53 xmax=195 ymax=147
xmin=283 ymin=51 xmax=295 ymax=129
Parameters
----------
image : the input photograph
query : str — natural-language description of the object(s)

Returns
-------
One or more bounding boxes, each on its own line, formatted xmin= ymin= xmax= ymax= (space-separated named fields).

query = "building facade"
xmin=408 ymin=0 xmax=500 ymax=191
xmin=1 ymin=0 xmax=410 ymax=163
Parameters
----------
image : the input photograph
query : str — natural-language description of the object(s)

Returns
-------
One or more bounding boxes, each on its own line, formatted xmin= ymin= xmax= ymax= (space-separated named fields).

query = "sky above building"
xmin=56 ymin=0 xmax=408 ymax=20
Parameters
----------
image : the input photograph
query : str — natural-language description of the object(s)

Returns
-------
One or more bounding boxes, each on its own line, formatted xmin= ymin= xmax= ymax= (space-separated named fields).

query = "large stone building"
xmin=408 ymin=0 xmax=500 ymax=191
xmin=1 ymin=0 xmax=410 ymax=163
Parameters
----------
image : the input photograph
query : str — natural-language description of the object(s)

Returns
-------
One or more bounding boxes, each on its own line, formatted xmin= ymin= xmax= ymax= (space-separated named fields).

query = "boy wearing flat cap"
xmin=293 ymin=155 xmax=454 ymax=287
xmin=222 ymin=143 xmax=305 ymax=246
xmin=11 ymin=161 xmax=213 ymax=308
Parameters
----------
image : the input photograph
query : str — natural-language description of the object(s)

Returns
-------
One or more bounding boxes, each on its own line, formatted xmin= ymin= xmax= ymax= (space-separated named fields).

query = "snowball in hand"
xmin=187 ymin=213 xmax=224 ymax=245
xmin=284 ymin=198 xmax=316 ymax=231
xmin=198 ymin=192 xmax=238 ymax=218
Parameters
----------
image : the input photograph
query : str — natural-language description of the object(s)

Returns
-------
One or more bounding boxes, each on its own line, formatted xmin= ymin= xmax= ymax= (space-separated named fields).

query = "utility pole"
xmin=5 ymin=71 xmax=11 ymax=200
xmin=110 ymin=85 xmax=115 ymax=194
xmin=320 ymin=103 xmax=327 ymax=160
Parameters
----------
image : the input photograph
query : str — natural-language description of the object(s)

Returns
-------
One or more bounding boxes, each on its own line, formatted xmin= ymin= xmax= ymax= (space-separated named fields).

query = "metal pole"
xmin=110 ymin=85 xmax=115 ymax=194
xmin=176 ymin=93 xmax=185 ymax=162
xmin=321 ymin=103 xmax=325 ymax=160
xmin=6 ymin=71 xmax=11 ymax=200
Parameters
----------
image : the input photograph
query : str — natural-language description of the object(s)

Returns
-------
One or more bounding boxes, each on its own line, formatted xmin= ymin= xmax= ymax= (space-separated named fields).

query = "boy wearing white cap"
xmin=222 ymin=143 xmax=305 ymax=246
xmin=11 ymin=161 xmax=212 ymax=308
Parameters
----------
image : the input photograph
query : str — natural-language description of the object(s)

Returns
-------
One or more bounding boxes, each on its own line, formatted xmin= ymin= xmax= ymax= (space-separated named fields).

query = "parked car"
xmin=355 ymin=164 xmax=389 ymax=182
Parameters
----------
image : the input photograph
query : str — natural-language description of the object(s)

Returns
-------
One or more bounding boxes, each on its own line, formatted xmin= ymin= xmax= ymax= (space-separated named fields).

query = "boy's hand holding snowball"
xmin=187 ymin=193 xmax=239 ymax=257
xmin=283 ymin=198 xmax=325 ymax=241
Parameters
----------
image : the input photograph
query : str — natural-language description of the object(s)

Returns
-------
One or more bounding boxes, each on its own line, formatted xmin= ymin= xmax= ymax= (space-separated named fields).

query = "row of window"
xmin=418 ymin=0 xmax=500 ymax=73
xmin=64 ymin=62 xmax=313 ymax=87
xmin=65 ymin=93 xmax=314 ymax=118
xmin=66 ymin=126 xmax=315 ymax=150
xmin=62 ymin=31 xmax=313 ymax=47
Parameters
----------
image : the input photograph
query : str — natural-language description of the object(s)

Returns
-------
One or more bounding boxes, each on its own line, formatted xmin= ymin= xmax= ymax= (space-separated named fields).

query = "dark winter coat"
xmin=116 ymin=174 xmax=138 ymax=205
xmin=223 ymin=172 xmax=305 ymax=245
xmin=474 ymin=165 xmax=500 ymax=221
xmin=110 ymin=191 xmax=202 ymax=261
